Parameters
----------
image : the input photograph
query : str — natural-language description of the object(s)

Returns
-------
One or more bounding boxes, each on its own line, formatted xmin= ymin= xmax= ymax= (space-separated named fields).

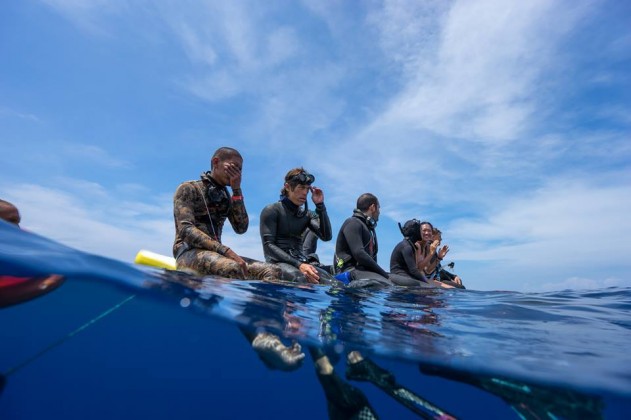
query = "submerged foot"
xmin=346 ymin=352 xmax=396 ymax=389
xmin=317 ymin=372 xmax=378 ymax=419
xmin=251 ymin=332 xmax=305 ymax=372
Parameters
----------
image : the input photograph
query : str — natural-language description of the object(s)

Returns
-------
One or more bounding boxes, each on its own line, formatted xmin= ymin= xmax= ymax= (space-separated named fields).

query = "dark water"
xmin=1 ymin=222 xmax=630 ymax=419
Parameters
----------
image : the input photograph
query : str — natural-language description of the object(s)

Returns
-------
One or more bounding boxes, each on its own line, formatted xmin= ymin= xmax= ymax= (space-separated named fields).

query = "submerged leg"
xmin=347 ymin=352 xmax=457 ymax=419
xmin=418 ymin=362 xmax=603 ymax=419
xmin=309 ymin=347 xmax=379 ymax=420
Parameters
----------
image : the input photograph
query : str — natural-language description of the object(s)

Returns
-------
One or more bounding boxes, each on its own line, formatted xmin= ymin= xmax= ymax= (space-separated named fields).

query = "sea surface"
xmin=1 ymin=222 xmax=630 ymax=419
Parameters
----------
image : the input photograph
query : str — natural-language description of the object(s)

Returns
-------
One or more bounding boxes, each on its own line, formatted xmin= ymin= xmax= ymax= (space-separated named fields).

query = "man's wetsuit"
xmin=260 ymin=197 xmax=333 ymax=283
xmin=173 ymin=171 xmax=279 ymax=280
xmin=334 ymin=210 xmax=393 ymax=286
xmin=389 ymin=239 xmax=433 ymax=287
xmin=302 ymin=226 xmax=319 ymax=256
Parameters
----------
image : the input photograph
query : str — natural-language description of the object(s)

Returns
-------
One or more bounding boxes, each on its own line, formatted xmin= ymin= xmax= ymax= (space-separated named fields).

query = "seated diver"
xmin=173 ymin=147 xmax=280 ymax=280
xmin=333 ymin=193 xmax=419 ymax=288
xmin=260 ymin=167 xmax=336 ymax=284
xmin=173 ymin=147 xmax=302 ymax=370
xmin=389 ymin=219 xmax=454 ymax=288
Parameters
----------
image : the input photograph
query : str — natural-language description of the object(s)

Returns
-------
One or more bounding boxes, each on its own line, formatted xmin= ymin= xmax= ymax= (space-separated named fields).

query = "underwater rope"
xmin=2 ymin=294 xmax=136 ymax=378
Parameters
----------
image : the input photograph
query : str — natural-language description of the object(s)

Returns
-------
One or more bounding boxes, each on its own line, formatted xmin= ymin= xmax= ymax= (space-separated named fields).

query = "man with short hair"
xmin=334 ymin=193 xmax=392 ymax=286
xmin=173 ymin=147 xmax=280 ymax=280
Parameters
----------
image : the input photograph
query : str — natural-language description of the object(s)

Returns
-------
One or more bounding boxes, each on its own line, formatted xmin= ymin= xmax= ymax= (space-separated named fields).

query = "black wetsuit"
xmin=260 ymin=198 xmax=333 ymax=283
xmin=334 ymin=210 xmax=394 ymax=287
xmin=302 ymin=228 xmax=319 ymax=256
xmin=389 ymin=239 xmax=433 ymax=287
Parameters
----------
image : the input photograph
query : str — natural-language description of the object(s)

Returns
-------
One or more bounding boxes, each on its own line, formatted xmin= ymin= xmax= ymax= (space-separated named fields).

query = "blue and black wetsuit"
xmin=260 ymin=198 xmax=334 ymax=283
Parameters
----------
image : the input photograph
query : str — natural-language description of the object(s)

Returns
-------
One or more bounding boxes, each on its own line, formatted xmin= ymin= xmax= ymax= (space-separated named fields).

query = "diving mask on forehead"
xmin=289 ymin=171 xmax=315 ymax=185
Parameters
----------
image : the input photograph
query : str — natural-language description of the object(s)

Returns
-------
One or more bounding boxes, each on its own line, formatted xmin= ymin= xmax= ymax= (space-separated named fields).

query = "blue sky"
xmin=1 ymin=0 xmax=630 ymax=292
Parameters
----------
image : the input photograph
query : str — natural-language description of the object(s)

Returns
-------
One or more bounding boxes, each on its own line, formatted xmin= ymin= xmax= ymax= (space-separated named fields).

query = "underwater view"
xmin=1 ymin=222 xmax=630 ymax=419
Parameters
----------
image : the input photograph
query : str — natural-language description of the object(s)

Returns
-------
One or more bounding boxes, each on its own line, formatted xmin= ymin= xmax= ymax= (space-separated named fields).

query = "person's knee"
xmin=184 ymin=250 xmax=243 ymax=278
xmin=389 ymin=274 xmax=421 ymax=287
xmin=277 ymin=264 xmax=305 ymax=282
xmin=249 ymin=262 xmax=282 ymax=281
xmin=214 ymin=259 xmax=243 ymax=278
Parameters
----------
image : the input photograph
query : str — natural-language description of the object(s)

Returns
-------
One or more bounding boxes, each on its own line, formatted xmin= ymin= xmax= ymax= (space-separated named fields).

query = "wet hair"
xmin=357 ymin=193 xmax=379 ymax=212
xmin=399 ymin=219 xmax=422 ymax=242
xmin=210 ymin=147 xmax=242 ymax=169
xmin=280 ymin=167 xmax=308 ymax=197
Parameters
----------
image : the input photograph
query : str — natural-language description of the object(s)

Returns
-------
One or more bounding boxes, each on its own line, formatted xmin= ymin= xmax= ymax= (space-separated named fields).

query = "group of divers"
xmin=172 ymin=146 xmax=465 ymax=292
xmin=0 ymin=148 xmax=604 ymax=419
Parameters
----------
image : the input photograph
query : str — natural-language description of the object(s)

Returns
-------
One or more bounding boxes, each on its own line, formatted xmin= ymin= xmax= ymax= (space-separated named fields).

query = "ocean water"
xmin=1 ymin=222 xmax=630 ymax=419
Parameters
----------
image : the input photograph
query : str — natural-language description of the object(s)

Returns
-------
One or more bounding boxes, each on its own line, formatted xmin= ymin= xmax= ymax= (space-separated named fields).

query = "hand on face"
xmin=310 ymin=186 xmax=324 ymax=204
xmin=224 ymin=162 xmax=242 ymax=190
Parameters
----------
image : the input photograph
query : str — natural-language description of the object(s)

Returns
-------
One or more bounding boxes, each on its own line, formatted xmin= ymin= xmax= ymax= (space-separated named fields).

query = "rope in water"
xmin=3 ymin=294 xmax=136 ymax=378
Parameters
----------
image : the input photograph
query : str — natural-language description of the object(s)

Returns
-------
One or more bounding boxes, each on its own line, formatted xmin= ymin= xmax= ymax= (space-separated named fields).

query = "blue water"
xmin=1 ymin=222 xmax=630 ymax=419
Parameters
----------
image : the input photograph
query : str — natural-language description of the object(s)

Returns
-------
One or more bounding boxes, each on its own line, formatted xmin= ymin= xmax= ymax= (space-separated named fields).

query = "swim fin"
xmin=418 ymin=362 xmax=603 ymax=419
xmin=347 ymin=357 xmax=457 ymax=419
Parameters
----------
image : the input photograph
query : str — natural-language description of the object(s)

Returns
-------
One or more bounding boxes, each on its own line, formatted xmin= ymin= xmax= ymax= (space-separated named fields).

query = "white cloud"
xmin=364 ymin=0 xmax=591 ymax=144
xmin=2 ymin=182 xmax=173 ymax=263
xmin=175 ymin=23 xmax=218 ymax=67
xmin=446 ymin=176 xmax=631 ymax=291
xmin=0 ymin=106 xmax=41 ymax=123
xmin=60 ymin=143 xmax=132 ymax=168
